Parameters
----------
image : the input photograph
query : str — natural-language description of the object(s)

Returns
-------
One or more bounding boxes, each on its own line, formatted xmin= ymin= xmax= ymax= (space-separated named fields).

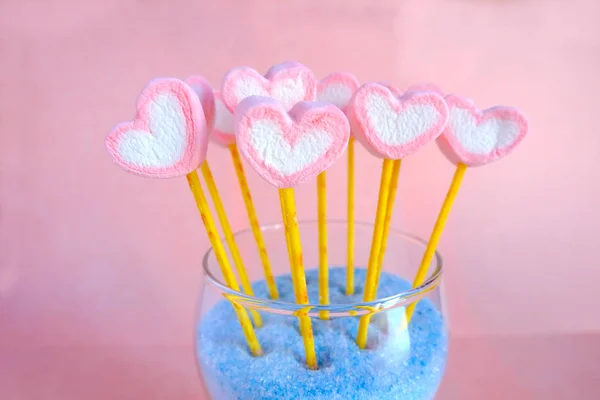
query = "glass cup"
xmin=196 ymin=220 xmax=448 ymax=400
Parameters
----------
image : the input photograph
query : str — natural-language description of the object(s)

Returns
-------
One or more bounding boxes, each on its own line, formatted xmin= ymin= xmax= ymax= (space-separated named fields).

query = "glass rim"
xmin=201 ymin=219 xmax=443 ymax=315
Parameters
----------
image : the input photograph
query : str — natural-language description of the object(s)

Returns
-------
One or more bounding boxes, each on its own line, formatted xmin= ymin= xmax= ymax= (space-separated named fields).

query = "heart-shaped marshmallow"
xmin=221 ymin=61 xmax=317 ymax=113
xmin=210 ymin=91 xmax=236 ymax=148
xmin=317 ymin=72 xmax=360 ymax=112
xmin=185 ymin=75 xmax=216 ymax=131
xmin=234 ymin=96 xmax=350 ymax=188
xmin=437 ymin=95 xmax=528 ymax=167
xmin=347 ymin=83 xmax=449 ymax=159
xmin=105 ymin=78 xmax=208 ymax=178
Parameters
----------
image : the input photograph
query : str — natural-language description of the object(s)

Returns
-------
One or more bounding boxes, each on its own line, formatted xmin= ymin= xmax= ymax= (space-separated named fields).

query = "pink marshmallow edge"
xmin=221 ymin=62 xmax=317 ymax=113
xmin=185 ymin=75 xmax=216 ymax=132
xmin=348 ymin=83 xmax=449 ymax=160
xmin=437 ymin=95 xmax=529 ymax=167
xmin=406 ymin=83 xmax=444 ymax=96
xmin=379 ymin=82 xmax=402 ymax=97
xmin=210 ymin=91 xmax=236 ymax=148
xmin=234 ymin=96 xmax=350 ymax=188
xmin=105 ymin=78 xmax=208 ymax=178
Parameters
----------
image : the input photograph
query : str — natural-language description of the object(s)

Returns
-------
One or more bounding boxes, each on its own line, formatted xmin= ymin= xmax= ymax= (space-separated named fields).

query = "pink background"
xmin=1 ymin=0 xmax=599 ymax=398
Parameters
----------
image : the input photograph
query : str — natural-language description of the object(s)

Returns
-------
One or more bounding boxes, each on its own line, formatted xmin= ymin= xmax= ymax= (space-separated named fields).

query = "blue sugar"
xmin=197 ymin=267 xmax=448 ymax=400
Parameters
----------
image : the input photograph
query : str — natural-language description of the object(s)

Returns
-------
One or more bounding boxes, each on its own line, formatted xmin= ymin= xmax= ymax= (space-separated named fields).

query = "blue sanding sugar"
xmin=197 ymin=267 xmax=448 ymax=400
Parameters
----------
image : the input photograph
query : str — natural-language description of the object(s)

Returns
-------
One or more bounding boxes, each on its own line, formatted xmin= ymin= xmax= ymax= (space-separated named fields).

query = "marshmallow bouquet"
xmin=104 ymin=61 xmax=528 ymax=374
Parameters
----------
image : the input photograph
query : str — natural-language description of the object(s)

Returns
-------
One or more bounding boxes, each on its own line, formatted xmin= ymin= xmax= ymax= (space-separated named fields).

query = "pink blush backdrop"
xmin=1 ymin=0 xmax=600 ymax=398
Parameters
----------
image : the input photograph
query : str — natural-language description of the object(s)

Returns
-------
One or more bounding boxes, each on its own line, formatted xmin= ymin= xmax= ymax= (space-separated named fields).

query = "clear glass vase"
xmin=196 ymin=220 xmax=448 ymax=400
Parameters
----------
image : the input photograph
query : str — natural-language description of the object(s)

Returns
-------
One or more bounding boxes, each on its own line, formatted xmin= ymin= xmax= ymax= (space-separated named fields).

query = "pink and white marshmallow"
xmin=234 ymin=96 xmax=350 ymax=188
xmin=317 ymin=72 xmax=360 ymax=112
xmin=209 ymin=91 xmax=236 ymax=148
xmin=347 ymin=83 xmax=449 ymax=160
xmin=221 ymin=61 xmax=317 ymax=113
xmin=437 ymin=95 xmax=528 ymax=167
xmin=105 ymin=78 xmax=208 ymax=178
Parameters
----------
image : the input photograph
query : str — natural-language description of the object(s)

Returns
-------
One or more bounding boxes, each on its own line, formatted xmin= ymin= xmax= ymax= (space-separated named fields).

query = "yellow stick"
xmin=279 ymin=191 xmax=297 ymax=296
xmin=200 ymin=162 xmax=263 ymax=328
xmin=228 ymin=144 xmax=279 ymax=299
xmin=405 ymin=163 xmax=467 ymax=323
xmin=186 ymin=170 xmax=262 ymax=356
xmin=346 ymin=137 xmax=356 ymax=295
xmin=356 ymin=159 xmax=395 ymax=349
xmin=375 ymin=159 xmax=402 ymax=291
xmin=279 ymin=187 xmax=317 ymax=369
xmin=317 ymin=172 xmax=329 ymax=320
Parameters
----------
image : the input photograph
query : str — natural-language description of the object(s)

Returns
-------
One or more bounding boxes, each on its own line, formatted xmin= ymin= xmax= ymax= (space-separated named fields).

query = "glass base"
xmin=196 ymin=221 xmax=447 ymax=400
